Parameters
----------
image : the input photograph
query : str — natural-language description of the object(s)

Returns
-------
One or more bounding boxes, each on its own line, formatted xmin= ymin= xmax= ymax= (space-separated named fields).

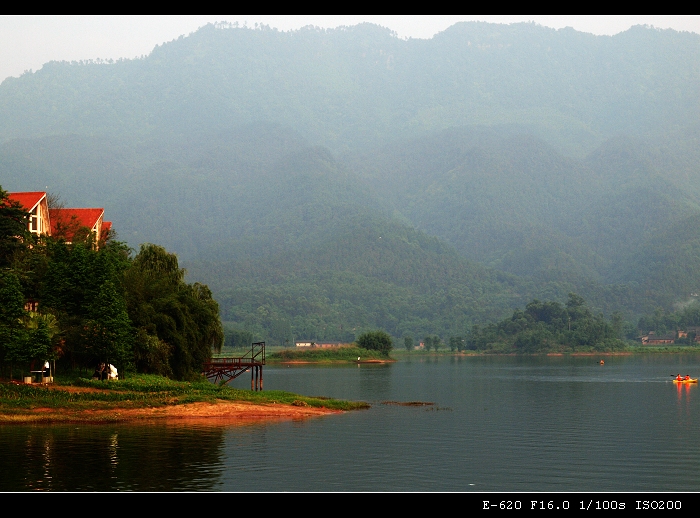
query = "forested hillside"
xmin=1 ymin=22 xmax=699 ymax=344
xmin=1 ymin=22 xmax=698 ymax=155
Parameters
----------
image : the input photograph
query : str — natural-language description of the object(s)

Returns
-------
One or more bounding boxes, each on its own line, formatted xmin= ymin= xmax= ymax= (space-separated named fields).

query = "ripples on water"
xmin=3 ymin=354 xmax=700 ymax=491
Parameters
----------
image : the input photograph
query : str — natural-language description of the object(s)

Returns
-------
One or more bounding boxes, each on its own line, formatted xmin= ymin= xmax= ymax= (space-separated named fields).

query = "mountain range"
xmin=2 ymin=21 xmax=699 ymax=343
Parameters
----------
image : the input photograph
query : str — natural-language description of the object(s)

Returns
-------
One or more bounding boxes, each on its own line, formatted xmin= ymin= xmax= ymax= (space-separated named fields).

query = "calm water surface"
xmin=3 ymin=354 xmax=700 ymax=491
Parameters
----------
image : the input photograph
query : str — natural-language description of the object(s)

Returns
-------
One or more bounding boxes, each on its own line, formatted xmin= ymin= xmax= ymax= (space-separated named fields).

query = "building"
xmin=50 ymin=207 xmax=109 ymax=244
xmin=295 ymin=341 xmax=351 ymax=348
xmin=640 ymin=331 xmax=676 ymax=345
xmin=7 ymin=191 xmax=112 ymax=246
xmin=7 ymin=191 xmax=50 ymax=237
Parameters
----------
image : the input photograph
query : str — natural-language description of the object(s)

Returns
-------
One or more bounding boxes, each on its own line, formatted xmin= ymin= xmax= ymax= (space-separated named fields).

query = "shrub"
xmin=356 ymin=330 xmax=393 ymax=355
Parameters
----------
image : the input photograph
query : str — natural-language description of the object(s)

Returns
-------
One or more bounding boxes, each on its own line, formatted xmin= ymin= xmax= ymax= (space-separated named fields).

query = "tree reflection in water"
xmin=0 ymin=424 xmax=226 ymax=491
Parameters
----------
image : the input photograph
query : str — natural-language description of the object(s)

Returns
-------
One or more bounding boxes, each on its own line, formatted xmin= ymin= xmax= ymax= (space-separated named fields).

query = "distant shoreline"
xmin=392 ymin=348 xmax=700 ymax=357
xmin=273 ymin=358 xmax=394 ymax=364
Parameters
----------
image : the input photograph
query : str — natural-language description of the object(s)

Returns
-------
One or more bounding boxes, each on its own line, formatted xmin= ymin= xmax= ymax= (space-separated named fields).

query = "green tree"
xmin=124 ymin=244 xmax=223 ymax=380
xmin=0 ymin=187 xmax=30 ymax=268
xmin=84 ymin=279 xmax=133 ymax=372
xmin=0 ymin=271 xmax=29 ymax=375
xmin=449 ymin=336 xmax=465 ymax=352
xmin=41 ymin=239 xmax=132 ymax=369
xmin=356 ymin=330 xmax=393 ymax=355
xmin=423 ymin=334 xmax=441 ymax=351
xmin=403 ymin=335 xmax=413 ymax=351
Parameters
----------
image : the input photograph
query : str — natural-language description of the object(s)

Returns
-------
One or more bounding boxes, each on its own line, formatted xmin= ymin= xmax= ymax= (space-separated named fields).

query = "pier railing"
xmin=202 ymin=341 xmax=265 ymax=390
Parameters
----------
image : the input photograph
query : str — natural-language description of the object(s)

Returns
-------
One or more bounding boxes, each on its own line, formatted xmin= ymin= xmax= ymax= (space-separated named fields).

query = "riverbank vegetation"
xmin=267 ymin=346 xmax=390 ymax=363
xmin=266 ymin=330 xmax=393 ymax=362
xmin=0 ymin=373 xmax=368 ymax=423
xmin=440 ymin=294 xmax=630 ymax=354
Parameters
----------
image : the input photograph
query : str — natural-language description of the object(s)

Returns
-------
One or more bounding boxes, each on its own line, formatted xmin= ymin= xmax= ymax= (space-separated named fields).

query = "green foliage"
xmin=0 ymin=271 xmax=29 ymax=367
xmin=0 ymin=373 xmax=368 ymax=412
xmin=223 ymin=324 xmax=254 ymax=349
xmin=1 ymin=23 xmax=698 ymax=155
xmin=84 ymin=279 xmax=133 ymax=368
xmin=466 ymin=294 xmax=626 ymax=353
xmin=38 ymin=240 xmax=131 ymax=370
xmin=132 ymin=328 xmax=173 ymax=377
xmin=448 ymin=336 xmax=465 ymax=352
xmin=0 ymin=201 xmax=223 ymax=380
xmin=268 ymin=346 xmax=386 ymax=362
xmin=423 ymin=335 xmax=441 ymax=352
xmin=356 ymin=330 xmax=393 ymax=355
xmin=124 ymin=244 xmax=223 ymax=380
xmin=0 ymin=186 xmax=30 ymax=268
xmin=3 ymin=26 xmax=700 ymax=348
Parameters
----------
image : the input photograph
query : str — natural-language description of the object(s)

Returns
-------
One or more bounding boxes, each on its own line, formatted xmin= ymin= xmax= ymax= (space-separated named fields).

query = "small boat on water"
xmin=673 ymin=378 xmax=698 ymax=384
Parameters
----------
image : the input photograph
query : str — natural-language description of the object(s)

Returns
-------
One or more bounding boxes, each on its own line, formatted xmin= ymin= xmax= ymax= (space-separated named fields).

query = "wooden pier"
xmin=202 ymin=341 xmax=266 ymax=390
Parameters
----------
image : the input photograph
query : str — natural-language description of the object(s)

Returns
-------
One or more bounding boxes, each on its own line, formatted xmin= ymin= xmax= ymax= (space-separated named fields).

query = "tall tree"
xmin=0 ymin=271 xmax=28 ymax=373
xmin=124 ymin=244 xmax=223 ymax=380
xmin=0 ymin=186 xmax=30 ymax=268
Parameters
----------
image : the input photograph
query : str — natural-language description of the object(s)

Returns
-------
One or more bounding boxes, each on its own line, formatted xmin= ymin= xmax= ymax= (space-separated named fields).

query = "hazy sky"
xmin=1 ymin=15 xmax=699 ymax=83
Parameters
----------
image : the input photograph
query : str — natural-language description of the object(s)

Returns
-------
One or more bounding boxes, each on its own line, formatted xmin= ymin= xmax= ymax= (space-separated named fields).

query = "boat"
xmin=673 ymin=378 xmax=698 ymax=384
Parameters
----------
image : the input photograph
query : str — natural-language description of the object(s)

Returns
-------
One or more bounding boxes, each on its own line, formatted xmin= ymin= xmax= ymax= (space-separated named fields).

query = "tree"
xmin=403 ymin=335 xmax=413 ymax=351
xmin=124 ymin=244 xmax=223 ymax=380
xmin=423 ymin=334 xmax=441 ymax=352
xmin=449 ymin=336 xmax=464 ymax=352
xmin=84 ymin=279 xmax=133 ymax=371
xmin=356 ymin=330 xmax=393 ymax=355
xmin=0 ymin=187 xmax=30 ymax=268
xmin=0 ymin=271 xmax=29 ymax=375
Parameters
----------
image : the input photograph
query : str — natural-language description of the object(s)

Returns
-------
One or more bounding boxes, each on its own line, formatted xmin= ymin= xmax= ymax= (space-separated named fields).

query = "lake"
xmin=2 ymin=353 xmax=700 ymax=492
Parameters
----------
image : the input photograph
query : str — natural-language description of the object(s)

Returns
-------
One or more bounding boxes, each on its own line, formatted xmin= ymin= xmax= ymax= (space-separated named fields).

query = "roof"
xmin=6 ymin=192 xmax=46 ymax=212
xmin=50 ymin=208 xmax=103 ymax=229
xmin=49 ymin=208 xmax=104 ymax=239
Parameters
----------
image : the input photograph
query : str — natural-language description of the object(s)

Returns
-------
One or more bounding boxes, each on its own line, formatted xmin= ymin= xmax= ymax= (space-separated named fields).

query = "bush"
xmin=356 ymin=330 xmax=393 ymax=355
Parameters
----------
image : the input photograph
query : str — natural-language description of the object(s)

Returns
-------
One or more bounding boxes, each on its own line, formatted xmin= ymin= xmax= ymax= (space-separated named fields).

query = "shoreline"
xmin=275 ymin=358 xmax=394 ymax=365
xmin=0 ymin=398 xmax=343 ymax=425
xmin=0 ymin=377 xmax=358 ymax=426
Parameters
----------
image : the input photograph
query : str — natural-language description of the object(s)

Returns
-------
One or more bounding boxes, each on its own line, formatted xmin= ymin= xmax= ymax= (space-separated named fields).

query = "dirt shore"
xmin=0 ymin=399 xmax=342 ymax=425
xmin=0 ymin=383 xmax=344 ymax=425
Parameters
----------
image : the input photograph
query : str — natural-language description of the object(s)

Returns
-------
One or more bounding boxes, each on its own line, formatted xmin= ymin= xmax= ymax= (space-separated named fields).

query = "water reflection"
xmin=5 ymin=355 xmax=700 ymax=491
xmin=0 ymin=424 xmax=227 ymax=491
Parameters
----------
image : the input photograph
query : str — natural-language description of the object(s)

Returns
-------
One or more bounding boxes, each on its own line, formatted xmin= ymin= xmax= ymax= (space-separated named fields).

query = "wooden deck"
xmin=202 ymin=342 xmax=266 ymax=390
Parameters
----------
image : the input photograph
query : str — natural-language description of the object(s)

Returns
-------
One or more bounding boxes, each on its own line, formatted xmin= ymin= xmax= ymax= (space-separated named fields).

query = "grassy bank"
xmin=266 ymin=346 xmax=392 ymax=363
xmin=0 ymin=373 xmax=369 ymax=421
xmin=625 ymin=345 xmax=700 ymax=354
xmin=390 ymin=345 xmax=700 ymax=357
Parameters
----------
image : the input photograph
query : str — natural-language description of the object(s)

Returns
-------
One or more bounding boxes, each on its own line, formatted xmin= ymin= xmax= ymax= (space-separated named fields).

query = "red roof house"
xmin=7 ymin=191 xmax=50 ymax=236
xmin=50 ymin=208 xmax=105 ymax=243
xmin=7 ymin=191 xmax=112 ymax=247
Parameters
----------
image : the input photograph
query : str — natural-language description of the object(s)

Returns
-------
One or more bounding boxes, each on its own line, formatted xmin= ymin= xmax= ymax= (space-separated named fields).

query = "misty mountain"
xmin=1 ymin=22 xmax=698 ymax=155
xmin=1 ymin=21 xmax=700 ymax=340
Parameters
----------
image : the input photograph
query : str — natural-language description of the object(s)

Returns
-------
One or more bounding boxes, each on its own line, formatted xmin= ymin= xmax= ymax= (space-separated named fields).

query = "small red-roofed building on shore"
xmin=7 ymin=191 xmax=112 ymax=248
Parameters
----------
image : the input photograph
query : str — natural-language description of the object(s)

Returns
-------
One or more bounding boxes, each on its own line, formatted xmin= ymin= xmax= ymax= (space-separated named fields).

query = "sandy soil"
xmin=0 ymin=385 xmax=343 ymax=425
